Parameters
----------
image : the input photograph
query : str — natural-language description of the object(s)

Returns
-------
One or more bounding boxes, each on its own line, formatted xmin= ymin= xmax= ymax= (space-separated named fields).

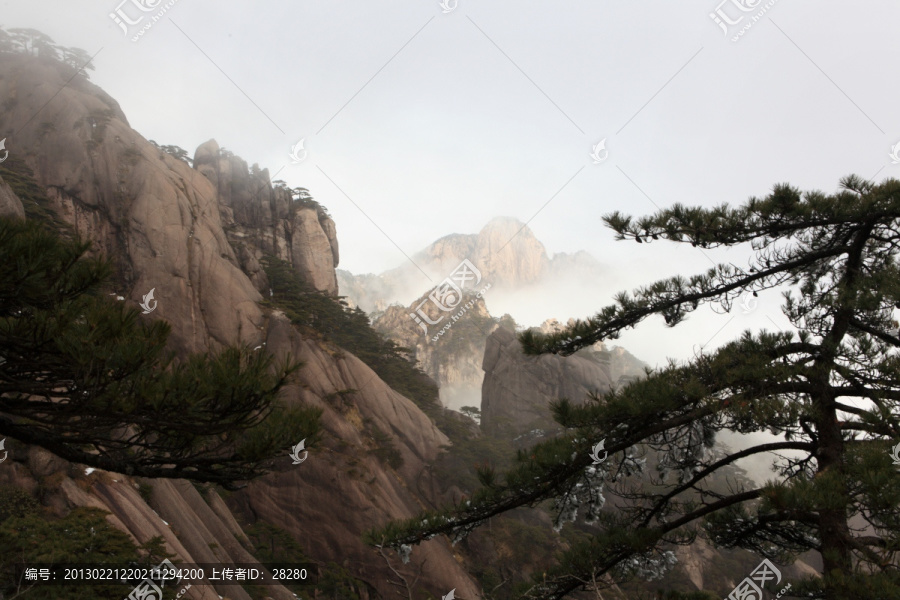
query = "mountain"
xmin=337 ymin=216 xmax=607 ymax=315
xmin=0 ymin=36 xmax=822 ymax=600
xmin=352 ymin=218 xmax=610 ymax=412
xmin=0 ymin=48 xmax=479 ymax=600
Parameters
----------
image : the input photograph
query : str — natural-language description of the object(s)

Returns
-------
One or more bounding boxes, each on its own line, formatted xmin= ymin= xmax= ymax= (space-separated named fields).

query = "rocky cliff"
xmin=0 ymin=175 xmax=24 ymax=220
xmin=0 ymin=49 xmax=478 ymax=600
xmin=345 ymin=218 xmax=613 ymax=414
xmin=372 ymin=289 xmax=504 ymax=412
xmin=192 ymin=139 xmax=340 ymax=296
xmin=480 ymin=325 xmax=636 ymax=440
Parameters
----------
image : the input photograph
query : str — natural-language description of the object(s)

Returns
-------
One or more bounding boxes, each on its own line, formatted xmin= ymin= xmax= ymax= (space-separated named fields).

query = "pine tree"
xmin=0 ymin=217 xmax=321 ymax=490
xmin=369 ymin=176 xmax=900 ymax=599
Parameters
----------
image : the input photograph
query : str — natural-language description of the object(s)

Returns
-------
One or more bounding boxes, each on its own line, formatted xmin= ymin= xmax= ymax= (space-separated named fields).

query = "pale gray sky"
xmin=3 ymin=0 xmax=899 ymax=370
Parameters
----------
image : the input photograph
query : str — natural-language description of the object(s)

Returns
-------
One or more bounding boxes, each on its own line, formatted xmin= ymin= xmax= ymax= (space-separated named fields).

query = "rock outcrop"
xmin=0 ymin=50 xmax=477 ymax=600
xmin=480 ymin=326 xmax=617 ymax=439
xmin=0 ymin=175 xmax=24 ymax=220
xmin=537 ymin=318 xmax=647 ymax=389
xmin=372 ymin=289 xmax=501 ymax=411
xmin=479 ymin=318 xmax=647 ymax=439
xmin=193 ymin=138 xmax=340 ymax=296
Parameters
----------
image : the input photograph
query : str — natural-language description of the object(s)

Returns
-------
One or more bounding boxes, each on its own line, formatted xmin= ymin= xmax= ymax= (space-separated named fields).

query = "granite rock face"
xmin=372 ymin=289 xmax=500 ymax=411
xmin=193 ymin=138 xmax=340 ymax=296
xmin=479 ymin=318 xmax=648 ymax=439
xmin=0 ymin=51 xmax=477 ymax=600
xmin=480 ymin=326 xmax=616 ymax=439
xmin=0 ymin=175 xmax=24 ymax=220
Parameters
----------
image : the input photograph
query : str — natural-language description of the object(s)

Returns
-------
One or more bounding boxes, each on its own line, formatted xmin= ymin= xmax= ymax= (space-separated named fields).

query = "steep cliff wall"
xmin=480 ymin=327 xmax=616 ymax=439
xmin=372 ymin=289 xmax=501 ymax=411
xmin=193 ymin=138 xmax=340 ymax=296
xmin=0 ymin=50 xmax=477 ymax=600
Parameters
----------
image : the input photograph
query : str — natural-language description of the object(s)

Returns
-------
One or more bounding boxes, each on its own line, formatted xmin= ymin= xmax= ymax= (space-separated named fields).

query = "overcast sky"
xmin=3 ymin=0 xmax=899 ymax=370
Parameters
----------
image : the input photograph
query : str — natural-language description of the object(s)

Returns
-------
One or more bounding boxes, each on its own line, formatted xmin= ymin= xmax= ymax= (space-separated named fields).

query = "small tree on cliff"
xmin=369 ymin=175 xmax=900 ymax=599
xmin=0 ymin=217 xmax=321 ymax=490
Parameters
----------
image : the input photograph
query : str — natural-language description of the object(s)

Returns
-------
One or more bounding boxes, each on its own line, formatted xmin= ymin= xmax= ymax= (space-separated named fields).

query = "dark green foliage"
xmin=157 ymin=145 xmax=192 ymax=166
xmin=460 ymin=406 xmax=481 ymax=422
xmin=244 ymin=520 xmax=367 ymax=600
xmin=366 ymin=420 xmax=404 ymax=470
xmin=138 ymin=482 xmax=154 ymax=504
xmin=0 ymin=155 xmax=72 ymax=234
xmin=0 ymin=505 xmax=173 ymax=600
xmin=262 ymin=254 xmax=441 ymax=414
xmin=432 ymin=431 xmax=516 ymax=495
xmin=371 ymin=176 xmax=900 ymax=599
xmin=0 ymin=217 xmax=321 ymax=489
xmin=263 ymin=254 xmax=491 ymax=451
xmin=244 ymin=521 xmax=311 ymax=599
xmin=315 ymin=563 xmax=366 ymax=600
xmin=0 ymin=487 xmax=39 ymax=522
